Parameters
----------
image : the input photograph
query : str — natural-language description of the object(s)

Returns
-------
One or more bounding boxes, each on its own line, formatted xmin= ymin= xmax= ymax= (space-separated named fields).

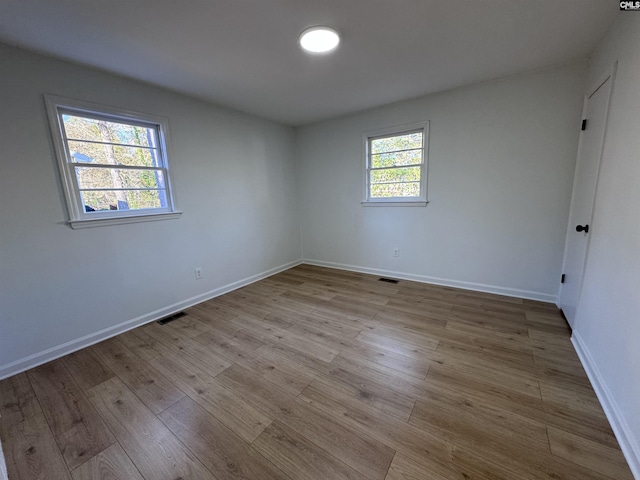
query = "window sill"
xmin=361 ymin=201 xmax=428 ymax=207
xmin=69 ymin=211 xmax=182 ymax=229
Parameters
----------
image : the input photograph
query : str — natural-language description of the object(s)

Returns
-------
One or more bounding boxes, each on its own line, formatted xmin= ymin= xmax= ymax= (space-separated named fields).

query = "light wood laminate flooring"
xmin=0 ymin=265 xmax=633 ymax=479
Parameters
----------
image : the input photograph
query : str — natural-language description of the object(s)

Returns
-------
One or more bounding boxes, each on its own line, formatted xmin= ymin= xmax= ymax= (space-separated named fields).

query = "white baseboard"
xmin=0 ymin=440 xmax=6 ymax=480
xmin=0 ymin=259 xmax=302 ymax=381
xmin=302 ymin=259 xmax=557 ymax=303
xmin=572 ymin=332 xmax=640 ymax=479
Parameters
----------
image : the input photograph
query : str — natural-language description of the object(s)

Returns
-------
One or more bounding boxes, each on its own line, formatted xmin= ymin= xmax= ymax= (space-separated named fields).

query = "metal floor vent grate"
xmin=378 ymin=277 xmax=399 ymax=284
xmin=157 ymin=311 xmax=187 ymax=325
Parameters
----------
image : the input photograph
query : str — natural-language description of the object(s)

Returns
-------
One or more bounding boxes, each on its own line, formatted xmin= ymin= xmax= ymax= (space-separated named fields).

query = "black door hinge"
xmin=561 ymin=274 xmax=566 ymax=284
xmin=581 ymin=119 xmax=587 ymax=131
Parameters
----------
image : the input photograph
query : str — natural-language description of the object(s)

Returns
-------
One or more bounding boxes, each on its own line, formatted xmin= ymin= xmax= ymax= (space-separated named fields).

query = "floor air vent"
xmin=157 ymin=311 xmax=187 ymax=325
xmin=378 ymin=277 xmax=399 ymax=284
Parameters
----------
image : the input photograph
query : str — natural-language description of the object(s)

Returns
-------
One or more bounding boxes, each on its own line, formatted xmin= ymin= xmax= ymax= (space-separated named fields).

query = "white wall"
xmin=296 ymin=63 xmax=587 ymax=301
xmin=570 ymin=14 xmax=640 ymax=478
xmin=0 ymin=43 xmax=301 ymax=378
xmin=0 ymin=26 xmax=637 ymax=476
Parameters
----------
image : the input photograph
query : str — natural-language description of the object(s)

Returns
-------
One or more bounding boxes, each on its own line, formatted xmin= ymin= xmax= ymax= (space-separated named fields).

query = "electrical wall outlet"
xmin=194 ymin=267 xmax=203 ymax=280
xmin=393 ymin=247 xmax=400 ymax=257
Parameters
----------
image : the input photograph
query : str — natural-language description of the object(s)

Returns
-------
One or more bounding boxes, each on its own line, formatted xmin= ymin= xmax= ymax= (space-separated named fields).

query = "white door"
xmin=559 ymin=67 xmax=614 ymax=327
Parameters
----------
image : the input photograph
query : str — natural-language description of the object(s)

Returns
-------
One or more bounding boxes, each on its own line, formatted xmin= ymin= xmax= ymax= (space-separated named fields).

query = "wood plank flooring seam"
xmin=8 ymin=412 xmax=73 ymax=480
xmin=25 ymin=360 xmax=117 ymax=473
xmin=0 ymin=264 xmax=632 ymax=480
xmin=69 ymin=442 xmax=147 ymax=480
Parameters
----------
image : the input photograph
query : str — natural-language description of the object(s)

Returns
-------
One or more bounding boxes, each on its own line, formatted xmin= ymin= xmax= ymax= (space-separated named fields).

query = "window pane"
xmin=68 ymin=140 xmax=159 ymax=167
xmin=371 ymin=132 xmax=422 ymax=154
xmin=75 ymin=167 xmax=164 ymax=190
xmin=371 ymin=182 xmax=420 ymax=198
xmin=370 ymin=166 xmax=421 ymax=184
xmin=61 ymin=114 xmax=154 ymax=148
xmin=80 ymin=189 xmax=165 ymax=212
xmin=371 ymin=149 xmax=422 ymax=168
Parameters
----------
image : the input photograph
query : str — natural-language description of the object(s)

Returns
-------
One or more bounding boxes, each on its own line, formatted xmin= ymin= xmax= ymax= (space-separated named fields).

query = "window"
xmin=363 ymin=122 xmax=428 ymax=206
xmin=45 ymin=95 xmax=180 ymax=228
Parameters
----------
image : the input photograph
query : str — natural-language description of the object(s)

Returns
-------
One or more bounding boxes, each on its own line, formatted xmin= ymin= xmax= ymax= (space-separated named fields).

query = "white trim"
xmin=302 ymin=259 xmax=556 ymax=303
xmin=587 ymin=64 xmax=615 ymax=99
xmin=0 ymin=440 xmax=6 ymax=480
xmin=44 ymin=94 xmax=179 ymax=225
xmin=0 ymin=259 xmax=302 ymax=380
xmin=363 ymin=121 xmax=429 ymax=204
xmin=69 ymin=211 xmax=182 ymax=229
xmin=558 ymin=61 xmax=618 ymax=326
xmin=361 ymin=201 xmax=427 ymax=207
xmin=571 ymin=332 xmax=640 ymax=479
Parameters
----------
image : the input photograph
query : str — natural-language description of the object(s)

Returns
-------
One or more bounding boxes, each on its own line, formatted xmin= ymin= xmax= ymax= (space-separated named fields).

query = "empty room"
xmin=0 ymin=1 xmax=638 ymax=479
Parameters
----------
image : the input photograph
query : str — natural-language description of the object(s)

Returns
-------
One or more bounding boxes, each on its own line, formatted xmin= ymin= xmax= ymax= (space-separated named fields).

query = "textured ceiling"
xmin=0 ymin=0 xmax=618 ymax=125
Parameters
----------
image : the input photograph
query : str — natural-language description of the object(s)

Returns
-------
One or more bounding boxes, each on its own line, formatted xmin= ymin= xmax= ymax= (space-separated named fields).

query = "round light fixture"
xmin=299 ymin=26 xmax=340 ymax=54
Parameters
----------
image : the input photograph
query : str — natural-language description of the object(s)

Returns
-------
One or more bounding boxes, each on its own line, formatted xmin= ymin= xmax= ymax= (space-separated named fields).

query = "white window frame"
xmin=362 ymin=121 xmax=429 ymax=206
xmin=44 ymin=95 xmax=181 ymax=229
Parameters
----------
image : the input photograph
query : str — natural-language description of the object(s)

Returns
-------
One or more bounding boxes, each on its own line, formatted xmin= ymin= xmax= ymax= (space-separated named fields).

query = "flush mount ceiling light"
xmin=299 ymin=26 xmax=340 ymax=54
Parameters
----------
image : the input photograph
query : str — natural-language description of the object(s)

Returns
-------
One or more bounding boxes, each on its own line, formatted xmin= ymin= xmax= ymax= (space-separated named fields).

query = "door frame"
xmin=558 ymin=61 xmax=617 ymax=327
